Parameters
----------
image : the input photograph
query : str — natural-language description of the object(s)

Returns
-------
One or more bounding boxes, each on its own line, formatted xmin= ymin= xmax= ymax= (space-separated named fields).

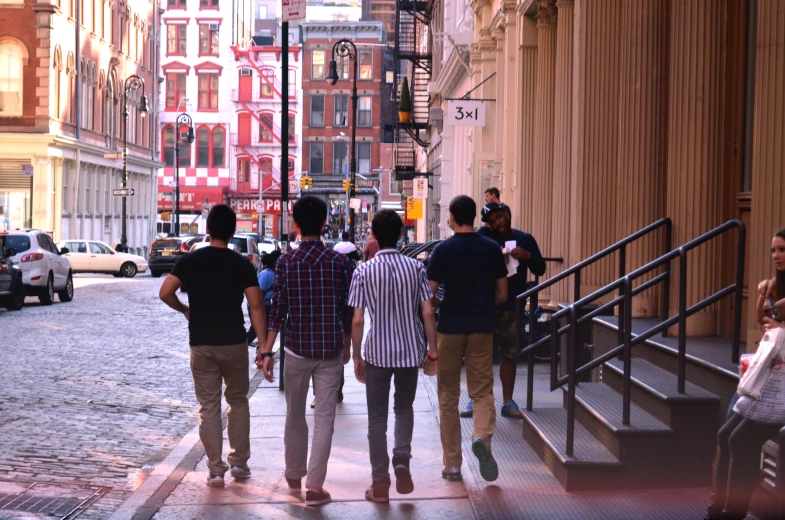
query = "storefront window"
xmin=0 ymin=190 xmax=31 ymax=232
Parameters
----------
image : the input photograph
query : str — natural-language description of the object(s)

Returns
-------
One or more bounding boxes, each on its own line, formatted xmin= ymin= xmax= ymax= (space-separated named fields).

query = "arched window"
xmin=162 ymin=126 xmax=174 ymax=166
xmin=178 ymin=124 xmax=192 ymax=167
xmin=259 ymin=112 xmax=274 ymax=142
xmin=288 ymin=112 xmax=295 ymax=143
xmin=0 ymin=41 xmax=26 ymax=116
xmin=212 ymin=127 xmax=225 ymax=167
xmin=98 ymin=69 xmax=105 ymax=132
xmin=107 ymin=69 xmax=117 ymax=138
xmin=196 ymin=126 xmax=209 ymax=167
xmin=66 ymin=52 xmax=75 ymax=124
xmin=260 ymin=68 xmax=274 ymax=98
xmin=53 ymin=47 xmax=62 ymax=120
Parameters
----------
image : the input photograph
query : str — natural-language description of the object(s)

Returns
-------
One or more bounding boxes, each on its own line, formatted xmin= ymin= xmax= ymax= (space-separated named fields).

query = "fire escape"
xmin=393 ymin=0 xmax=433 ymax=181
xmin=229 ymin=44 xmax=299 ymax=195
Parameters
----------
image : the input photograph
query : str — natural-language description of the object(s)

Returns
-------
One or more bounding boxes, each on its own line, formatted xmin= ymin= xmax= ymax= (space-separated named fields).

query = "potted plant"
xmin=399 ymin=77 xmax=412 ymax=123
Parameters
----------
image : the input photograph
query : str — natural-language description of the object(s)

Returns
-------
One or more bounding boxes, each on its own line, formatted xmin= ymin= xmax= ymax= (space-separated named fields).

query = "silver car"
xmin=0 ymin=230 xmax=73 ymax=305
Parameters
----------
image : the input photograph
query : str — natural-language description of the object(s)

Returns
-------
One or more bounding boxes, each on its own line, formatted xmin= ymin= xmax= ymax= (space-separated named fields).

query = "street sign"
xmin=349 ymin=198 xmax=362 ymax=212
xmin=113 ymin=188 xmax=135 ymax=197
xmin=356 ymin=179 xmax=380 ymax=188
xmin=21 ymin=165 xmax=33 ymax=177
xmin=401 ymin=187 xmax=413 ymax=197
xmin=201 ymin=203 xmax=212 ymax=217
xmin=282 ymin=0 xmax=305 ymax=21
xmin=103 ymin=152 xmax=124 ymax=159
xmin=446 ymin=100 xmax=487 ymax=127
xmin=413 ymin=178 xmax=428 ymax=198
xmin=405 ymin=198 xmax=424 ymax=219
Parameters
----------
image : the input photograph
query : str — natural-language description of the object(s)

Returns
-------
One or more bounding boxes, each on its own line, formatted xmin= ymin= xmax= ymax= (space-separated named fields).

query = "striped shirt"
xmin=348 ymin=249 xmax=433 ymax=367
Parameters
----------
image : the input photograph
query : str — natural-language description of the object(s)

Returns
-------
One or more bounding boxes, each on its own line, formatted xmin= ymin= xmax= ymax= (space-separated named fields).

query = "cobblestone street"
xmin=0 ymin=274 xmax=222 ymax=518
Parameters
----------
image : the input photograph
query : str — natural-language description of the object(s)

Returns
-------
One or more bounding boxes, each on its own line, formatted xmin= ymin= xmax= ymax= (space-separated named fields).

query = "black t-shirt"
xmin=426 ymin=233 xmax=508 ymax=334
xmin=171 ymin=247 xmax=258 ymax=346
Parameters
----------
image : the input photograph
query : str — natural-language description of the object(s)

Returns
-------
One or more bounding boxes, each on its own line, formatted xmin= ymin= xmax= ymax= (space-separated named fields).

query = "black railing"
xmin=516 ymin=218 xmax=673 ymax=412
xmin=519 ymin=219 xmax=745 ymax=457
xmin=778 ymin=427 xmax=785 ymax=516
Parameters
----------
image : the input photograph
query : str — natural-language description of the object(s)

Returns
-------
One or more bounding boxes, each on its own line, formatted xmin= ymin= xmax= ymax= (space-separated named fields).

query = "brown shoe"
xmin=364 ymin=482 xmax=390 ymax=503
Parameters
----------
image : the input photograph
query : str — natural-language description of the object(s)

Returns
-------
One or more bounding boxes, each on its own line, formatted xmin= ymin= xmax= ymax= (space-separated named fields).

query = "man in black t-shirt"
xmin=159 ymin=205 xmax=267 ymax=488
xmin=426 ymin=195 xmax=508 ymax=484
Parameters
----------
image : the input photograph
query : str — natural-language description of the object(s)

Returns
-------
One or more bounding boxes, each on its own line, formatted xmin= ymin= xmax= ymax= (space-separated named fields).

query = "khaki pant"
xmin=437 ymin=333 xmax=496 ymax=468
xmin=190 ymin=343 xmax=250 ymax=474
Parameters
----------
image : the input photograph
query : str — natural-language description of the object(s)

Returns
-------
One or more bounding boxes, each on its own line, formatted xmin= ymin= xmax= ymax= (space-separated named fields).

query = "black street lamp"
xmin=121 ymin=75 xmax=148 ymax=253
xmin=326 ymin=39 xmax=358 ymax=243
xmin=174 ymin=112 xmax=195 ymax=237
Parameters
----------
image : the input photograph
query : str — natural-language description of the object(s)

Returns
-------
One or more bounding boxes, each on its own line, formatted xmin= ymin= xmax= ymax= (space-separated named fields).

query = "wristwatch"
xmin=259 ymin=352 xmax=274 ymax=358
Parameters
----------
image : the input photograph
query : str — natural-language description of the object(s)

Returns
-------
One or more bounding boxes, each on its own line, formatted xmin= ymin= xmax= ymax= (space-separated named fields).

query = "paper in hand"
xmin=504 ymin=240 xmax=519 ymax=278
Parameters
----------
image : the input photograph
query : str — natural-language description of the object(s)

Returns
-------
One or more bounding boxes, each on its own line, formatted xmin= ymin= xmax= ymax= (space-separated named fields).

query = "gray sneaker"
xmin=441 ymin=466 xmax=462 ymax=481
xmin=230 ymin=465 xmax=251 ymax=480
xmin=207 ymin=471 xmax=225 ymax=487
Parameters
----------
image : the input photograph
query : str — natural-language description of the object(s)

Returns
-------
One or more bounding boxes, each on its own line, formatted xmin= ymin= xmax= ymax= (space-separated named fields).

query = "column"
xmin=570 ymin=0 xmax=621 ymax=296
xmin=747 ymin=0 xmax=785 ymax=344
xmin=517 ymin=13 xmax=538 ymax=232
xmin=492 ymin=27 xmax=505 ymax=193
xmin=501 ymin=5 xmax=520 ymax=227
xmin=549 ymin=0 xmax=573 ymax=303
xmin=666 ymin=0 xmax=726 ymax=336
xmin=531 ymin=0 xmax=557 ymax=300
xmin=616 ymin=0 xmax=667 ymax=316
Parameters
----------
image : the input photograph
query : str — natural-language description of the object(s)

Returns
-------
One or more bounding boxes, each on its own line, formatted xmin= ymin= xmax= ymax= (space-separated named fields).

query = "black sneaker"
xmin=392 ymin=455 xmax=414 ymax=494
xmin=286 ymin=476 xmax=302 ymax=493
xmin=365 ymin=482 xmax=390 ymax=503
xmin=305 ymin=488 xmax=331 ymax=506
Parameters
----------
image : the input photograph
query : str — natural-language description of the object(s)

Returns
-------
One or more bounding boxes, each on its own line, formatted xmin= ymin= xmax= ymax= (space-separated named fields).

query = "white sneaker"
xmin=231 ymin=465 xmax=252 ymax=480
xmin=207 ymin=471 xmax=225 ymax=487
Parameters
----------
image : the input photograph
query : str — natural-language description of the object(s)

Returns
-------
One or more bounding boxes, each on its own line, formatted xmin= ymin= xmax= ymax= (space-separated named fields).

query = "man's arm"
xmin=525 ymin=235 xmax=546 ymax=277
xmin=352 ymin=307 xmax=366 ymax=383
xmin=495 ymin=277 xmax=508 ymax=306
xmin=159 ymin=274 xmax=189 ymax=319
xmin=245 ymin=286 xmax=267 ymax=346
xmin=420 ymin=300 xmax=438 ymax=376
xmin=428 ymin=280 xmax=442 ymax=308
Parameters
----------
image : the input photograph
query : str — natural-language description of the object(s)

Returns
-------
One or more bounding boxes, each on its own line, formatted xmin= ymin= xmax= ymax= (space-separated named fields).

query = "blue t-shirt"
xmin=426 ymin=233 xmax=508 ymax=334
xmin=258 ymin=268 xmax=275 ymax=307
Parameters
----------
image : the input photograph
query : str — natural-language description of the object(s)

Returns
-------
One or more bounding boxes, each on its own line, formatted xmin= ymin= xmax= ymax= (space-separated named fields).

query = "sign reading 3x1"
xmin=113 ymin=188 xmax=135 ymax=197
xmin=446 ymin=100 xmax=486 ymax=127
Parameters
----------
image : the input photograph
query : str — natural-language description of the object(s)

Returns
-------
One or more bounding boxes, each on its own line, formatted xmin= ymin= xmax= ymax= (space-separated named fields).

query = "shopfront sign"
xmin=229 ymin=198 xmax=294 ymax=215
xmin=446 ymin=100 xmax=486 ymax=127
xmin=405 ymin=198 xmax=424 ymax=220
xmin=157 ymin=187 xmax=225 ymax=211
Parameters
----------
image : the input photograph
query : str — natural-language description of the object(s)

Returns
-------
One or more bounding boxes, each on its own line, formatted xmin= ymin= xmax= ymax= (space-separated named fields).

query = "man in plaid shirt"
xmin=256 ymin=195 xmax=353 ymax=507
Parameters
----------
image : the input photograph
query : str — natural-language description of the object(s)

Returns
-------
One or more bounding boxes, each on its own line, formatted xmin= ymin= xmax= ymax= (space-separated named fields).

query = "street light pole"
xmin=121 ymin=75 xmax=148 ymax=253
xmin=327 ymin=39 xmax=358 ymax=243
xmin=174 ymin=113 xmax=194 ymax=237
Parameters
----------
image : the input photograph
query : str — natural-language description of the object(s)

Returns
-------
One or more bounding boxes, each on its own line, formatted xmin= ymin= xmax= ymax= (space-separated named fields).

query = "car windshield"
xmin=230 ymin=237 xmax=249 ymax=253
xmin=3 ymin=235 xmax=31 ymax=254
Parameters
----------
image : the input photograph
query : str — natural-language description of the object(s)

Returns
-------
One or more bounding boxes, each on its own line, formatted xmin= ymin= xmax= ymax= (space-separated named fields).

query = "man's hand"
xmin=354 ymin=357 xmax=366 ymax=384
xmin=183 ymin=307 xmax=190 ymax=321
xmin=763 ymin=317 xmax=785 ymax=331
xmin=510 ymin=247 xmax=530 ymax=260
xmin=261 ymin=355 xmax=275 ymax=382
xmin=759 ymin=279 xmax=776 ymax=298
xmin=423 ymin=358 xmax=437 ymax=376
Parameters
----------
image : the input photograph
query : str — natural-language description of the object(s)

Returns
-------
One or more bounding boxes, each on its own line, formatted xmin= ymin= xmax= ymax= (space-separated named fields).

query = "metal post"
xmin=662 ymin=221 xmax=673 ymax=336
xmin=279 ymin=21 xmax=290 ymax=391
xmin=678 ymin=249 xmax=688 ymax=394
xmin=348 ymin=46 xmax=358 ymax=243
xmin=618 ymin=245 xmax=626 ymax=350
xmin=622 ymin=277 xmax=633 ymax=425
xmin=174 ymin=128 xmax=180 ymax=237
xmin=566 ymin=307 xmax=577 ymax=457
xmin=121 ymin=98 xmax=128 ymax=252
xmin=732 ymin=222 xmax=746 ymax=364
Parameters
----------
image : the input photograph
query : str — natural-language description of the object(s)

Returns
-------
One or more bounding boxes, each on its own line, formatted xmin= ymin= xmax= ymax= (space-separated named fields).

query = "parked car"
xmin=258 ymin=238 xmax=280 ymax=255
xmin=57 ymin=240 xmax=148 ymax=278
xmin=230 ymin=234 xmax=262 ymax=272
xmin=0 ymin=240 xmax=24 ymax=311
xmin=0 ymin=230 xmax=73 ymax=305
xmin=148 ymin=235 xmax=203 ymax=278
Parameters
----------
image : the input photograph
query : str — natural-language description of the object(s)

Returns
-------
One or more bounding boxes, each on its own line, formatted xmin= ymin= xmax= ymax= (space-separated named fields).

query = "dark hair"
xmin=293 ymin=195 xmax=328 ymax=236
xmin=371 ymin=210 xmax=403 ymax=248
xmin=206 ymin=204 xmax=236 ymax=241
xmin=776 ymin=228 xmax=785 ymax=300
xmin=449 ymin=195 xmax=477 ymax=227
xmin=342 ymin=232 xmax=350 ymax=241
xmin=262 ymin=250 xmax=281 ymax=269
xmin=485 ymin=187 xmax=500 ymax=199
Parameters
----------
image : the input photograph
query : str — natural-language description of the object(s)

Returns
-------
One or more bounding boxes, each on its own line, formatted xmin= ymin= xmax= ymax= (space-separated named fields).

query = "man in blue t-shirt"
xmin=426 ymin=195 xmax=508 ymax=483
xmin=465 ymin=202 xmax=545 ymax=419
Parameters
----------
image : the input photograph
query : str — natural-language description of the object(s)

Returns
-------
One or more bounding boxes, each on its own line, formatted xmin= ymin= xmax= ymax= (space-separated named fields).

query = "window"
xmin=357 ymin=142 xmax=371 ymax=174
xmin=260 ymin=68 xmax=274 ymax=97
xmin=213 ymin=127 xmax=225 ymax=167
xmin=336 ymin=54 xmax=349 ymax=81
xmin=334 ymin=94 xmax=348 ymax=127
xmin=288 ymin=69 xmax=296 ymax=98
xmin=85 ymin=168 xmax=91 ymax=213
xmin=167 ymin=24 xmax=187 ymax=55
xmin=163 ymin=126 xmax=174 ymax=166
xmin=62 ymin=166 xmax=69 ymax=211
xmin=166 ymin=72 xmax=186 ymax=110
xmin=66 ymin=241 xmax=87 ymax=253
xmin=197 ymin=127 xmax=209 ymax=167
xmin=257 ymin=5 xmax=267 ymax=18
xmin=309 ymin=142 xmax=323 ymax=174
xmin=359 ymin=49 xmax=372 ymax=79
xmin=0 ymin=43 xmax=24 ymax=116
xmin=53 ymin=50 xmax=61 ymax=120
xmin=310 ymin=94 xmax=324 ymax=127
xmin=311 ymin=49 xmax=325 ymax=80
xmin=358 ymin=96 xmax=372 ymax=127
xmin=199 ymin=24 xmax=219 ymax=56
xmin=333 ymin=141 xmax=347 ymax=176
xmin=237 ymin=158 xmax=250 ymax=183
xmin=178 ymin=125 xmax=192 ymax=167
xmin=200 ymin=0 xmax=218 ymax=8
xmin=168 ymin=0 xmax=186 ymax=8
xmin=259 ymin=112 xmax=274 ymax=142
xmin=198 ymin=73 xmax=218 ymax=109
xmin=288 ymin=113 xmax=295 ymax=143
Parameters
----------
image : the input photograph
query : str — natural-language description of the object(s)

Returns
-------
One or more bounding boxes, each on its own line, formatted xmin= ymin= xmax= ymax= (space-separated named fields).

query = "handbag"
xmin=737 ymin=328 xmax=785 ymax=400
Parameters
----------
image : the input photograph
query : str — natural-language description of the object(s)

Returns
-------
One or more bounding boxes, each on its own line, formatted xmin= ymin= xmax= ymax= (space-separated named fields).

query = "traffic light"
xmin=300 ymin=176 xmax=307 ymax=190
xmin=160 ymin=212 xmax=170 ymax=221
xmin=342 ymin=179 xmax=351 ymax=192
xmin=304 ymin=176 xmax=312 ymax=190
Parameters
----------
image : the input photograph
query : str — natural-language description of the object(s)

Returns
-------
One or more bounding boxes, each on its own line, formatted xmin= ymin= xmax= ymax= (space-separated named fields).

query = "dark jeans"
xmin=365 ymin=362 xmax=419 ymax=483
xmin=247 ymin=304 xmax=271 ymax=345
xmin=708 ymin=412 xmax=781 ymax=519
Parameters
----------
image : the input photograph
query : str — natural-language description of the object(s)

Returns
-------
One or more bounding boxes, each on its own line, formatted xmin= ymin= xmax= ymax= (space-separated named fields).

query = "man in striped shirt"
xmin=348 ymin=210 xmax=439 ymax=504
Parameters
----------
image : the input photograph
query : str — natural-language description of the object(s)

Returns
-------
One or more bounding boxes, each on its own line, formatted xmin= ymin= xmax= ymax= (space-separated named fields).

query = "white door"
xmin=89 ymin=242 xmax=118 ymax=272
xmin=63 ymin=241 xmax=89 ymax=271
xmin=41 ymin=234 xmax=68 ymax=287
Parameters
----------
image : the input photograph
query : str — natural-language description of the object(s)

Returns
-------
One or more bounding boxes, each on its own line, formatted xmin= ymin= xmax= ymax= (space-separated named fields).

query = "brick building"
xmin=300 ymin=21 xmax=392 ymax=235
xmin=361 ymin=0 xmax=396 ymax=45
xmin=0 ymin=0 xmax=161 ymax=254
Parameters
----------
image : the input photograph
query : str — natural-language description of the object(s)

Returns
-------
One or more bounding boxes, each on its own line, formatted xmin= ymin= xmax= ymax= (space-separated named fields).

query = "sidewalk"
xmin=113 ymin=357 xmax=476 ymax=520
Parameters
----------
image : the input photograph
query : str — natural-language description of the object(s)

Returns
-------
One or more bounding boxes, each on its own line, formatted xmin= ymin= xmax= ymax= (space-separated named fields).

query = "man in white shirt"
xmin=333 ymin=232 xmax=361 ymax=262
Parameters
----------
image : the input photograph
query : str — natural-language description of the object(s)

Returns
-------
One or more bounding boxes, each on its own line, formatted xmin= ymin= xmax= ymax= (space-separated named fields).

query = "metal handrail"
xmin=556 ymin=220 xmax=745 ymax=456
xmin=517 ymin=218 xmax=673 ymax=412
xmin=404 ymin=239 xmax=442 ymax=258
xmin=778 ymin=427 xmax=785 ymax=516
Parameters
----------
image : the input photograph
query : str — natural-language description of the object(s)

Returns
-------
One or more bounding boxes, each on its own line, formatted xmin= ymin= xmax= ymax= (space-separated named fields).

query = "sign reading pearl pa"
xmin=446 ymin=100 xmax=486 ymax=127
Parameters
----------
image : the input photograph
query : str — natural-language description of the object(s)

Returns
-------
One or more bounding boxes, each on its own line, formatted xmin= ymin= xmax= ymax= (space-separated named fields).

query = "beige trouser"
xmin=190 ymin=343 xmax=250 ymax=474
xmin=437 ymin=333 xmax=496 ymax=468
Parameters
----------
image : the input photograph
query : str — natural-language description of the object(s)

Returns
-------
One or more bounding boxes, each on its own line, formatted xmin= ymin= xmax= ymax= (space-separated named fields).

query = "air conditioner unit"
xmin=209 ymin=23 xmax=220 ymax=31
xmin=180 ymin=132 xmax=190 ymax=140
xmin=240 ymin=69 xmax=252 ymax=76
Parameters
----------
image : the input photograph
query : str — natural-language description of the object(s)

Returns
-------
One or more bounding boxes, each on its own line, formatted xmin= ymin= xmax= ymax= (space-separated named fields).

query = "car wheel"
xmin=120 ymin=262 xmax=138 ymax=278
xmin=6 ymin=277 xmax=25 ymax=311
xmin=58 ymin=272 xmax=74 ymax=302
xmin=150 ymin=270 xmax=162 ymax=278
xmin=39 ymin=273 xmax=55 ymax=305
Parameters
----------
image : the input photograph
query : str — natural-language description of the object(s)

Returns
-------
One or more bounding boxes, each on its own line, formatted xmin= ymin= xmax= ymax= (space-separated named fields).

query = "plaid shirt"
xmin=268 ymin=240 xmax=353 ymax=359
